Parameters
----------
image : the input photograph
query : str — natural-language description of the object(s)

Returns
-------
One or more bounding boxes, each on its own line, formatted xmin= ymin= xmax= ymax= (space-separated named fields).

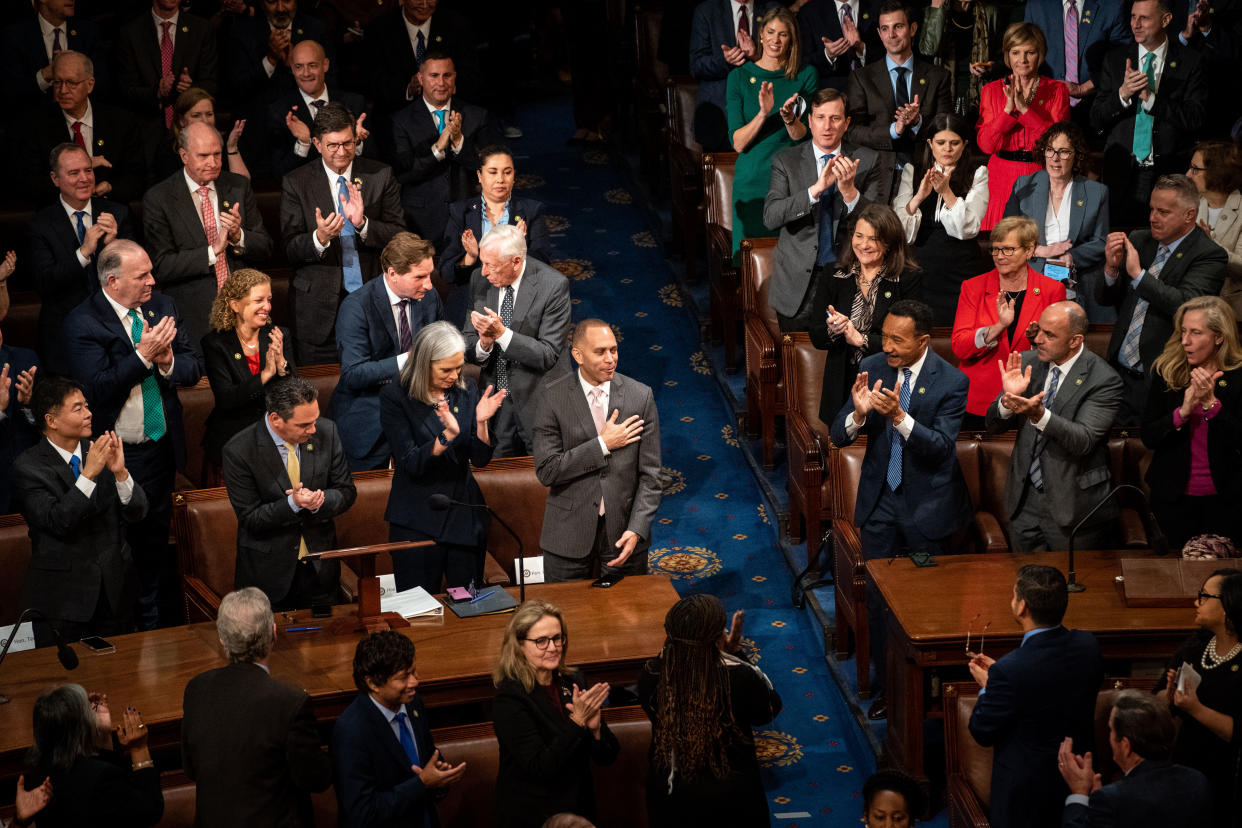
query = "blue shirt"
xmin=480 ymin=199 xmax=511 ymax=239
xmin=264 ymin=415 xmax=306 ymax=514
xmin=885 ymin=53 xmax=919 ymax=141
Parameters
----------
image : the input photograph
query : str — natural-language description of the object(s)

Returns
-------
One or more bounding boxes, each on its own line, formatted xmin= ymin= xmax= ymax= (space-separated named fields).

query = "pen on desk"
xmin=285 ymin=626 xmax=322 ymax=632
xmin=470 ymin=589 xmax=495 ymax=604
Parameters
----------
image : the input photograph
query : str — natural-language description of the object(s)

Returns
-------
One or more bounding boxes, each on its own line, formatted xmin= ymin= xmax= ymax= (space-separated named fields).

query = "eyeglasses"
xmin=1197 ymin=591 xmax=1222 ymax=603
xmin=1043 ymin=147 xmax=1076 ymax=160
xmin=322 ymin=140 xmax=357 ymax=153
xmin=522 ymin=634 xmax=566 ymax=651
xmin=990 ymin=245 xmax=1026 ymax=257
xmin=52 ymin=79 xmax=86 ymax=90
xmin=965 ymin=613 xmax=991 ymax=658
xmin=1188 ymin=164 xmax=1207 ymax=173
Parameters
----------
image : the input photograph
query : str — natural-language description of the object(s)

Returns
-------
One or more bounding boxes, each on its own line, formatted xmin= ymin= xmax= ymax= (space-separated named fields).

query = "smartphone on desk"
xmin=80 ymin=636 xmax=116 ymax=654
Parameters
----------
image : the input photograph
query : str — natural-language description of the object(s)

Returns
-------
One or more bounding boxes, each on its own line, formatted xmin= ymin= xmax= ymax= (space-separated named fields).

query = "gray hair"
xmin=216 ymin=587 xmax=275 ymax=663
xmin=1153 ymin=174 xmax=1200 ymax=210
xmin=29 ymin=684 xmax=95 ymax=772
xmin=177 ymin=119 xmax=222 ymax=153
xmin=52 ymin=49 xmax=93 ymax=80
xmin=96 ymin=238 xmax=144 ymax=287
xmin=265 ymin=375 xmax=318 ymax=421
xmin=479 ymin=223 xmax=527 ymax=261
xmin=400 ymin=321 xmax=466 ymax=404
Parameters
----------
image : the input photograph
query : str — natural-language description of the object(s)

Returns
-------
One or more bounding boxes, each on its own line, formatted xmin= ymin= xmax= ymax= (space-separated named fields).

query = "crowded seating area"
xmin=2 ymin=0 xmax=1242 ymax=825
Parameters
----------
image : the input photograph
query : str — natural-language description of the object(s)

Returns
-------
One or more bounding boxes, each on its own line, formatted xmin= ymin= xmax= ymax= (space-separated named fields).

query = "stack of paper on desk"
xmin=378 ymin=575 xmax=443 ymax=618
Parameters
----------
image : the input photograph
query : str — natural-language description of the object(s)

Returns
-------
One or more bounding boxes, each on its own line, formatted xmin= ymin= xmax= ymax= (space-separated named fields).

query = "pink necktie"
xmin=160 ymin=21 xmax=174 ymax=127
xmin=590 ymin=388 xmax=606 ymax=515
xmin=1065 ymin=0 xmax=1080 ymax=104
xmin=198 ymin=186 xmax=230 ymax=289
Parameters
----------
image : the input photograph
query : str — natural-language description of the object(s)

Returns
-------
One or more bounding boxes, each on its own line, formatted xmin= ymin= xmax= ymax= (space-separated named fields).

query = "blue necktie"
xmin=816 ymin=153 xmax=838 ymax=267
xmin=337 ymin=175 xmax=363 ymax=293
xmin=415 ymin=30 xmax=426 ymax=64
xmin=394 ymin=711 xmax=420 ymax=764
xmin=894 ymin=65 xmax=910 ymax=107
xmin=69 ymin=455 xmax=81 ymax=480
xmin=886 ymin=368 xmax=912 ymax=491
xmin=73 ymin=210 xmax=87 ymax=245
xmin=1029 ymin=366 xmax=1062 ymax=489
xmin=433 ymin=109 xmax=446 ymax=134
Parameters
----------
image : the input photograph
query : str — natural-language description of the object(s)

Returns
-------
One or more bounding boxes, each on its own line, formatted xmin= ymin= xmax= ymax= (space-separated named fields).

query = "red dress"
xmin=976 ymin=78 xmax=1070 ymax=230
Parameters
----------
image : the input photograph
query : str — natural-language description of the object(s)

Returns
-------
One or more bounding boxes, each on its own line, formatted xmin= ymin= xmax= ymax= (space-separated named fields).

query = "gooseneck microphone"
xmin=427 ymin=494 xmax=527 ymax=604
xmin=0 ymin=608 xmax=80 ymax=705
xmin=1065 ymin=484 xmax=1169 ymax=593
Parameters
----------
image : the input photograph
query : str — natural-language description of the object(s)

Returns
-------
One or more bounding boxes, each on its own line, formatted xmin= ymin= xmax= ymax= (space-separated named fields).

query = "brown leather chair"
xmin=781 ymin=332 xmax=831 ymax=569
xmin=633 ymin=7 xmax=669 ymax=186
xmin=703 ymin=152 xmax=741 ymax=373
xmin=943 ymin=677 xmax=1152 ymax=828
xmin=666 ymin=76 xmax=702 ymax=286
xmin=0 ymin=513 xmax=32 ymax=626
xmin=155 ymin=776 xmax=339 ymax=828
xmin=740 ymin=237 xmax=782 ymax=469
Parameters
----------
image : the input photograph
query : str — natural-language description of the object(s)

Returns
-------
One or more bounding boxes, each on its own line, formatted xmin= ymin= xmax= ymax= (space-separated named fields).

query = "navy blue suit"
xmin=223 ymin=13 xmax=333 ymax=108
xmin=331 ymin=692 xmax=442 ymax=828
xmin=331 ymin=276 xmax=443 ymax=470
xmin=688 ymin=0 xmax=777 ymax=148
xmin=1024 ymin=0 xmax=1131 ymax=84
xmin=1062 ymin=759 xmax=1211 ymax=828
xmin=438 ymin=194 xmax=552 ymax=291
xmin=0 ymin=343 xmax=39 ymax=515
xmin=1 ymin=17 xmax=103 ymax=106
xmin=797 ymin=0 xmax=881 ymax=90
xmin=262 ymin=87 xmax=367 ymax=179
xmin=970 ymin=626 xmax=1104 ymax=828
xmin=27 ymin=199 xmax=136 ymax=375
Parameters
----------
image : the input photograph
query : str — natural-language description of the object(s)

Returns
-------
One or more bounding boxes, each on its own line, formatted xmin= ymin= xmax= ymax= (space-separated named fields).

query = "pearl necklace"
xmin=1201 ymin=635 xmax=1242 ymax=670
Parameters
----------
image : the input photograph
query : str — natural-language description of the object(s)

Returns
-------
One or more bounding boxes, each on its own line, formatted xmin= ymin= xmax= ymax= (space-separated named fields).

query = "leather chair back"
xmin=2 ymin=297 xmax=38 ymax=351
xmin=0 ymin=514 xmax=32 ymax=626
xmin=634 ymin=8 xmax=667 ymax=89
xmin=740 ymin=237 xmax=778 ymax=327
xmin=782 ymin=332 xmax=830 ymax=443
xmin=666 ymin=78 xmax=700 ymax=154
xmin=703 ymin=153 xmax=737 ymax=231
xmin=473 ymin=456 xmax=548 ymax=580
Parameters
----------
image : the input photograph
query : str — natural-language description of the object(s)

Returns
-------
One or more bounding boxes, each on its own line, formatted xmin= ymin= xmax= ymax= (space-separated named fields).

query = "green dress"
xmin=726 ymin=61 xmax=818 ymax=261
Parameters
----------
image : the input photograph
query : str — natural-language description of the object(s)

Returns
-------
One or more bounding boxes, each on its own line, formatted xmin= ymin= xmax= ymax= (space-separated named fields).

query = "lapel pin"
xmin=1033 ymin=287 xmax=1041 ymax=295
xmin=884 ymin=290 xmax=892 ymax=298
xmin=182 ymin=25 xmax=189 ymax=32
xmin=750 ymin=76 xmax=756 ymax=84
xmin=353 ymin=177 xmax=363 ymax=191
xmin=147 ymin=310 xmax=155 ymax=318
xmin=1176 ymin=252 xmax=1183 ymax=258
xmin=918 ymin=387 xmax=926 ymax=394
xmin=222 ymin=200 xmax=230 ymax=209
xmin=1076 ymin=377 xmax=1083 ymax=385
xmin=1220 ymin=379 xmax=1228 ymax=387
xmin=452 ymin=406 xmax=459 ymax=413
xmin=435 ymin=35 xmax=442 ymax=42
xmin=862 ymin=12 xmax=869 ymax=19
xmin=919 ymin=77 xmax=926 ymax=85
xmin=97 ymin=139 xmax=104 ymax=146
xmin=70 ymin=29 xmax=77 ymax=36
xmin=306 ymin=442 xmax=314 ymax=452
xmin=1077 ymin=200 xmax=1084 ymax=206
xmin=296 ymin=28 xmax=303 ymax=34
xmin=1169 ymin=61 xmax=1177 ymax=68
xmin=233 ymin=353 xmax=241 ymax=360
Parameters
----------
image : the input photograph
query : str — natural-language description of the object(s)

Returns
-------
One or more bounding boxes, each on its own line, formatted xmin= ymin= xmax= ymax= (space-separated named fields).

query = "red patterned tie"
xmin=160 ymin=21 xmax=174 ymax=127
xmin=72 ymin=121 xmax=85 ymax=149
xmin=198 ymin=186 xmax=230 ymax=289
xmin=52 ymin=27 xmax=63 ymax=54
xmin=737 ymin=4 xmax=748 ymax=45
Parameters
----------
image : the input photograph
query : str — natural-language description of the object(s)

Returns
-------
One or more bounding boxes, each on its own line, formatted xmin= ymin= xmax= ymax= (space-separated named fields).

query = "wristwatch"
xmin=437 ymin=432 xmax=451 ymax=446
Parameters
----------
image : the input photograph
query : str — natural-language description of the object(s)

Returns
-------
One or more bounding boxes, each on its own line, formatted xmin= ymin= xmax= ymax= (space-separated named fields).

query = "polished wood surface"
xmin=866 ymin=551 xmax=1196 ymax=779
xmin=0 ymin=576 xmax=679 ymax=777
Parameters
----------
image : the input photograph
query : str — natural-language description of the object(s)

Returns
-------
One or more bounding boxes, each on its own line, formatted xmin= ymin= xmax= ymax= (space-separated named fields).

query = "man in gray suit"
xmin=532 ymin=319 xmax=662 ymax=583
xmin=763 ymin=88 xmax=883 ymax=331
xmin=144 ymin=121 xmax=273 ymax=356
xmin=462 ymin=224 xmax=571 ymax=457
xmin=986 ymin=301 xmax=1123 ymax=553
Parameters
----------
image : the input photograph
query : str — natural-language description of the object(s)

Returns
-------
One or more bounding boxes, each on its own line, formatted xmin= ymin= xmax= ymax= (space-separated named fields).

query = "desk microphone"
xmin=0 ymin=608 xmax=80 ymax=705
xmin=428 ymin=494 xmax=527 ymax=604
xmin=1066 ymin=484 xmax=1169 ymax=593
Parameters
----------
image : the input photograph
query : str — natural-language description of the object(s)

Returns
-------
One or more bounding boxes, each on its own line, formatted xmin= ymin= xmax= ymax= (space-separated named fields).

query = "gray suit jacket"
xmin=763 ymin=140 xmax=882 ymax=318
xmin=1005 ymin=171 xmax=1109 ymax=278
xmin=532 ymin=370 xmax=662 ymax=560
xmin=985 ymin=348 xmax=1123 ymax=534
xmin=143 ymin=169 xmax=274 ymax=356
xmin=461 ymin=258 xmax=572 ymax=447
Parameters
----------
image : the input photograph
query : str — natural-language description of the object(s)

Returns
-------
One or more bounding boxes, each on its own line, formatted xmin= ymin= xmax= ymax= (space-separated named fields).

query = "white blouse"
xmin=1044 ymin=184 xmax=1073 ymax=245
xmin=894 ymin=164 xmax=990 ymax=244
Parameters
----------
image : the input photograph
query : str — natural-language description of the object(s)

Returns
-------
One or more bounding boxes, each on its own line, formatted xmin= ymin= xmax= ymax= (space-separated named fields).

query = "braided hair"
xmin=650 ymin=594 xmax=739 ymax=780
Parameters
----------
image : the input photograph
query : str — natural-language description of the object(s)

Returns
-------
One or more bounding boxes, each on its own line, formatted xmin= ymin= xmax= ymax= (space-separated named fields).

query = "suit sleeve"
xmin=330 ymin=714 xmax=432 ymax=827
xmin=1134 ymin=243 xmax=1227 ymax=316
xmin=524 ymin=201 xmax=554 ymax=265
xmin=1043 ymin=363 xmax=1123 ymax=456
xmin=967 ymin=659 xmax=1017 ymax=748
xmin=28 ymin=218 xmax=88 ymax=301
xmin=905 ymin=368 xmax=967 ymax=463
xmin=281 ymin=174 xmax=321 ymax=267
xmin=317 ymin=421 xmax=358 ymax=518
xmin=360 ymin=170 xmax=404 ymax=251
xmin=439 ymin=204 xmax=471 ymax=286
xmin=626 ymin=386 xmax=662 ymax=541
xmin=1089 ymin=53 xmax=1129 ymax=134
xmin=1067 ymin=188 xmax=1109 ymax=270
xmin=492 ymin=687 xmax=604 ymax=780
xmin=532 ymin=389 xmax=607 ymax=488
xmin=95 ymin=761 xmax=164 ymax=827
xmin=381 ymin=385 xmax=440 ymax=482
xmin=393 ymin=113 xmax=448 ymax=187
xmin=67 ymin=320 xmax=159 ymax=415
xmin=689 ymin=4 xmax=730 ymax=81
xmin=143 ymin=187 xmax=212 ymax=287
xmin=762 ymin=151 xmax=812 ymax=231
xmin=500 ymin=274 xmax=571 ymax=373
xmin=285 ymin=694 xmax=333 ymax=793
xmin=12 ymin=458 xmax=101 ymax=537
xmin=846 ymin=70 xmax=892 ymax=150
xmin=336 ymin=297 xmax=401 ymax=392
xmin=222 ymin=439 xmax=304 ymax=533
xmin=203 ymin=333 xmax=266 ymax=414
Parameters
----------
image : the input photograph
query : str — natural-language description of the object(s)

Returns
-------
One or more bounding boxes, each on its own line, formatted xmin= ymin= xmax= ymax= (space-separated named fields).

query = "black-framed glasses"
xmin=1043 ymin=147 xmax=1076 ymax=160
xmin=1188 ymin=163 xmax=1207 ymax=173
xmin=990 ymin=245 xmax=1024 ymax=257
xmin=322 ymin=140 xmax=357 ymax=153
xmin=1197 ymin=591 xmax=1222 ymax=603
xmin=965 ymin=613 xmax=991 ymax=658
xmin=522 ymin=634 xmax=567 ymax=651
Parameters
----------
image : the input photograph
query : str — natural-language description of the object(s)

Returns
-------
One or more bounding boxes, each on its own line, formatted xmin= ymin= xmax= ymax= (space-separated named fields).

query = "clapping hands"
xmin=997 ymin=352 xmax=1045 ymax=420
xmin=566 ymin=682 xmax=610 ymax=734
xmin=413 ymin=749 xmax=467 ymax=788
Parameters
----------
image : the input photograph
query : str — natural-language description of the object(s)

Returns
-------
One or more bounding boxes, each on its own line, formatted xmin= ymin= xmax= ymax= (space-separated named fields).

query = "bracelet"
xmin=227 ymin=151 xmax=240 ymax=155
xmin=132 ymin=759 xmax=154 ymax=770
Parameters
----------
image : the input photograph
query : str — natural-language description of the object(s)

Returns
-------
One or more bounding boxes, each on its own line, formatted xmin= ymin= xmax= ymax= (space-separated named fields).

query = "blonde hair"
xmin=756 ymin=7 xmax=803 ymax=80
xmin=492 ymin=600 xmax=573 ymax=692
xmin=209 ymin=268 xmax=271 ymax=332
xmin=991 ymin=215 xmax=1039 ymax=249
xmin=1152 ymin=296 xmax=1242 ymax=390
xmin=1001 ymin=22 xmax=1048 ymax=69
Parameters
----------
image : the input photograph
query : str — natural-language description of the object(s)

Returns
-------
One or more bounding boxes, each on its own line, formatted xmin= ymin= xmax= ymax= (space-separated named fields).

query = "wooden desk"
xmin=0 ymin=576 xmax=678 ymax=778
xmin=867 ymin=551 xmax=1194 ymax=780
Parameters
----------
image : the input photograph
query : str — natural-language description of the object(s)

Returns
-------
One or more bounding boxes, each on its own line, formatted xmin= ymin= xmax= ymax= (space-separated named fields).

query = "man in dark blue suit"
xmin=798 ymin=0 xmax=881 ymax=90
xmin=331 ymin=631 xmax=466 ymax=828
xmin=65 ymin=239 xmax=203 ymax=629
xmin=829 ymin=299 xmax=972 ymax=718
xmin=968 ymin=564 xmax=1104 ymax=828
xmin=1058 ymin=689 xmax=1211 ymax=828
xmin=1025 ymin=0 xmax=1131 ymax=104
xmin=0 ymin=326 xmax=39 ymax=515
xmin=29 ymin=144 xmax=135 ymax=375
xmin=689 ymin=0 xmax=777 ymax=150
xmin=223 ymin=0 xmax=333 ymax=108
xmin=1 ymin=0 xmax=102 ymax=108
xmin=332 ymin=232 xmax=443 ymax=471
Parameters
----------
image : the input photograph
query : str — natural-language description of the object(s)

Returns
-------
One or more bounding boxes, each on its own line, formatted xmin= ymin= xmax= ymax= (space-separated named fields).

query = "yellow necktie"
xmin=285 ymin=441 xmax=310 ymax=560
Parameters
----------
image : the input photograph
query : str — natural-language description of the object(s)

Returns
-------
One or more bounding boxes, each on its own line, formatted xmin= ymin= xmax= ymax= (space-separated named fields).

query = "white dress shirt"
xmin=578 ymin=369 xmax=612 ymax=456
xmin=808 ymin=142 xmax=862 ymax=213
xmin=1044 ymin=184 xmax=1074 ymax=245
xmin=184 ymin=170 xmax=244 ymax=265
xmin=312 ymin=159 xmax=369 ymax=256
xmin=424 ymin=96 xmax=463 ymax=160
xmin=152 ymin=9 xmax=179 ymax=48
xmin=37 ymin=13 xmax=66 ymax=91
xmin=893 ymin=164 xmax=989 ymax=243
xmin=47 ymin=437 xmax=136 ymax=502
xmin=843 ymin=345 xmax=929 ymax=441
xmin=475 ymin=261 xmax=527 ymax=360
xmin=292 ymin=87 xmax=330 ymax=157
xmin=62 ymin=100 xmax=94 ymax=156
xmin=996 ymin=342 xmax=1086 ymax=430
xmin=62 ymin=196 xmax=94 ymax=267
xmin=101 ymin=290 xmax=175 ymax=445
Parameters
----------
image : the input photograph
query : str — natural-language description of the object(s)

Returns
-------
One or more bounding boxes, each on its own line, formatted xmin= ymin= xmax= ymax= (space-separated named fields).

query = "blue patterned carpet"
xmin=507 ymin=97 xmax=897 ymax=826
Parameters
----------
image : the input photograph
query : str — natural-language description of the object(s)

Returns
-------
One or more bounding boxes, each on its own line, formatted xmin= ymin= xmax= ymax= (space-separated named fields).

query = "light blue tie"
xmin=1028 ymin=366 xmax=1062 ymax=489
xmin=433 ymin=109 xmax=446 ymax=134
xmin=1119 ymin=244 xmax=1170 ymax=371
xmin=337 ymin=175 xmax=363 ymax=293
xmin=73 ymin=210 xmax=87 ymax=245
xmin=886 ymin=368 xmax=912 ymax=491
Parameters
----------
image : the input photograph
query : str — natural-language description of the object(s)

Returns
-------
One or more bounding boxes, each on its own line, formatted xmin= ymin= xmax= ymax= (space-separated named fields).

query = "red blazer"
xmin=951 ymin=267 xmax=1067 ymax=415
xmin=976 ymin=78 xmax=1070 ymax=155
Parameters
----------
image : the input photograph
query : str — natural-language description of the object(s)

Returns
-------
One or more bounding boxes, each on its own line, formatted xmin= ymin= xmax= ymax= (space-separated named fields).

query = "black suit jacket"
xmin=182 ymin=661 xmax=332 ymax=828
xmin=846 ymin=56 xmax=953 ymax=162
xmin=28 ymin=751 xmax=162 ymax=828
xmin=439 ymin=195 xmax=552 ymax=288
xmin=391 ymin=97 xmax=497 ymax=243
xmin=223 ymin=13 xmax=333 ymax=107
xmin=142 ymin=168 xmax=274 ymax=355
xmin=1096 ymin=227 xmax=1227 ymax=369
xmin=1090 ymin=40 xmax=1207 ymax=169
xmin=331 ymin=692 xmax=441 ymax=828
xmin=1141 ymin=365 xmax=1242 ymax=505
xmin=13 ymin=438 xmax=148 ymax=624
xmin=0 ymin=343 xmax=39 ymax=514
xmin=364 ymin=7 xmax=482 ymax=112
xmin=968 ymin=626 xmax=1104 ymax=828
xmin=280 ymin=157 xmax=405 ymax=349
xmin=24 ymin=101 xmax=146 ymax=206
xmin=64 ymin=290 xmax=203 ymax=469
xmin=201 ymin=325 xmax=297 ymax=469
xmin=797 ymin=0 xmax=882 ymax=89
xmin=28 ymin=198 xmax=136 ymax=375
xmin=114 ymin=11 xmax=219 ymax=121
xmin=221 ymin=417 xmax=357 ymax=601
xmin=492 ymin=671 xmax=620 ymax=828
xmin=1 ymin=16 xmax=102 ymax=106
xmin=1061 ymin=759 xmax=1211 ymax=828
xmin=262 ymin=86 xmax=368 ymax=178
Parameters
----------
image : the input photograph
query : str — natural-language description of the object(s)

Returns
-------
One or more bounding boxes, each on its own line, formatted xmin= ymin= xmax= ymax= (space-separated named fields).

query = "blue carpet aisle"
xmin=506 ymin=96 xmax=885 ymax=825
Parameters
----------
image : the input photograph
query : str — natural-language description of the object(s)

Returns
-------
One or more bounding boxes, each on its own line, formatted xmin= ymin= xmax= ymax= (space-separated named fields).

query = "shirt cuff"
xmin=497 ymin=327 xmax=515 ymax=351
xmin=1065 ymin=794 xmax=1090 ymax=808
xmin=450 ymin=136 xmax=464 ymax=155
xmin=843 ymin=192 xmax=860 ymax=212
xmin=475 ymin=340 xmax=493 ymax=360
xmin=808 ymin=186 xmax=819 ymax=205
xmin=1104 ymin=270 xmax=1120 ymax=286
xmin=432 ymin=145 xmax=447 ymax=162
xmin=294 ymin=140 xmax=310 ymax=158
xmin=1120 ymin=91 xmax=1132 ymax=107
xmin=159 ymin=357 xmax=175 ymax=379
xmin=1173 ymin=406 xmax=1187 ymax=428
xmin=1141 ymin=93 xmax=1155 ymax=113
xmin=76 ymin=474 xmax=97 ymax=498
xmin=136 ymin=350 xmax=153 ymax=370
xmin=1033 ymin=405 xmax=1053 ymax=430
xmin=76 ymin=247 xmax=90 ymax=268
xmin=397 ymin=352 xmax=409 ymax=370
xmin=313 ymin=232 xmax=329 ymax=256
xmin=844 ymin=412 xmax=863 ymax=439
xmin=889 ymin=122 xmax=900 ymax=140
xmin=37 ymin=70 xmax=52 ymax=92
xmin=1132 ymin=270 xmax=1145 ymax=288
xmin=597 ymin=435 xmax=610 ymax=456
xmin=262 ymin=56 xmax=276 ymax=77
xmin=895 ymin=414 xmax=915 ymax=440
xmin=974 ymin=327 xmax=995 ymax=350
xmin=235 ymin=228 xmax=246 ymax=251
xmin=997 ymin=399 xmax=1015 ymax=418
xmin=288 ymin=493 xmax=300 ymax=512
xmin=206 ymin=246 xmax=216 ymax=266
xmin=358 ymin=217 xmax=369 ymax=241
xmin=116 ymin=475 xmax=135 ymax=504
xmin=1206 ymin=399 xmax=1223 ymax=420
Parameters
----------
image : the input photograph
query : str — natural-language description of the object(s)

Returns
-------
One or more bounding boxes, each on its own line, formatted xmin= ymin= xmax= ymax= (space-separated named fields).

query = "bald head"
xmin=290 ymin=39 xmax=330 ymax=97
xmin=179 ymin=121 xmax=223 ymax=186
xmin=1034 ymin=301 xmax=1087 ymax=364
